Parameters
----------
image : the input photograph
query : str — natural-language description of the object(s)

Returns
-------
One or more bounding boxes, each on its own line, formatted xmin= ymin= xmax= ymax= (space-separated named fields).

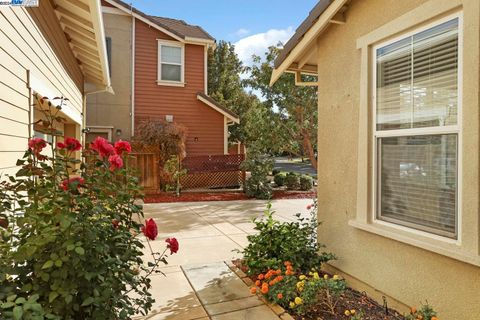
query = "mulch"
xmin=143 ymin=190 xmax=316 ymax=203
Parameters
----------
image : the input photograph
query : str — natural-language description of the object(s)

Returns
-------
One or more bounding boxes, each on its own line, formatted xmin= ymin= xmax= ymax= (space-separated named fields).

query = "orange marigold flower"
xmin=269 ymin=280 xmax=275 ymax=286
xmin=276 ymin=269 xmax=282 ymax=275
xmin=284 ymin=261 xmax=292 ymax=267
xmin=261 ymin=286 xmax=269 ymax=294
xmin=255 ymin=280 xmax=261 ymax=286
xmin=410 ymin=307 xmax=417 ymax=314
xmin=431 ymin=317 xmax=438 ymax=320
xmin=250 ymin=287 xmax=257 ymax=294
xmin=258 ymin=274 xmax=264 ymax=280
xmin=276 ymin=276 xmax=284 ymax=281
xmin=277 ymin=293 xmax=283 ymax=299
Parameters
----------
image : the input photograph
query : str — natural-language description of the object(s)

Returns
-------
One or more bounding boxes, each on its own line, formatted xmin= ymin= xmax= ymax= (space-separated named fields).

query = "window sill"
xmin=348 ymin=219 xmax=480 ymax=267
xmin=156 ymin=80 xmax=185 ymax=87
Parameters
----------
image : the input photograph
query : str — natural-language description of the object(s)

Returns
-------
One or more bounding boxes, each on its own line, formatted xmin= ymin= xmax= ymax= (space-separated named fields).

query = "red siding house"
xmin=86 ymin=0 xmax=239 ymax=156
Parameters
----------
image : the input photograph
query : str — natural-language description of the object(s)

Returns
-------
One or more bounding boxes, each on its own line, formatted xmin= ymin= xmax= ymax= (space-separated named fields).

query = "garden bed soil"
xmin=144 ymin=190 xmax=316 ymax=203
xmin=232 ymin=259 xmax=405 ymax=320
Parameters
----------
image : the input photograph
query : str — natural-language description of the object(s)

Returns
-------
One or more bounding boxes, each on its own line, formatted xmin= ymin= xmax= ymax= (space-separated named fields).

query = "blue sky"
xmin=130 ymin=0 xmax=318 ymax=65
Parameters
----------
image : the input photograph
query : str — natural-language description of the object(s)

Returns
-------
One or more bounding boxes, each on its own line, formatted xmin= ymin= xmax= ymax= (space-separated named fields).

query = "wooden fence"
xmin=130 ymin=152 xmax=245 ymax=193
xmin=130 ymin=151 xmax=160 ymax=194
xmin=181 ymin=154 xmax=245 ymax=190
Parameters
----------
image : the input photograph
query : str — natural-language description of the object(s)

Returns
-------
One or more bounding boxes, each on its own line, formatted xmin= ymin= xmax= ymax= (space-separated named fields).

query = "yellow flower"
xmin=294 ymin=297 xmax=303 ymax=305
xmin=333 ymin=275 xmax=340 ymax=280
xmin=350 ymin=309 xmax=356 ymax=315
xmin=289 ymin=301 xmax=296 ymax=308
xmin=344 ymin=310 xmax=351 ymax=316
xmin=299 ymin=275 xmax=306 ymax=280
xmin=313 ymin=272 xmax=319 ymax=280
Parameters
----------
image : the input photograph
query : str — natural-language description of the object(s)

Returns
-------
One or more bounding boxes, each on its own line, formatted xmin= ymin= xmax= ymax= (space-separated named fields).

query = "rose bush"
xmin=0 ymin=96 xmax=177 ymax=320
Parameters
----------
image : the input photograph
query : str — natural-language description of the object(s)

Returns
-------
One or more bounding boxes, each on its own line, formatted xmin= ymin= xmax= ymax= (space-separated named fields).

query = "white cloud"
xmin=234 ymin=27 xmax=294 ymax=67
xmin=234 ymin=28 xmax=250 ymax=37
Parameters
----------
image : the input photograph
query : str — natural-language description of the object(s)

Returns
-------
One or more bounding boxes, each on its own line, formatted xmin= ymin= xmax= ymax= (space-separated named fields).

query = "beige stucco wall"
xmin=314 ymin=0 xmax=480 ymax=319
xmin=86 ymin=12 xmax=132 ymax=141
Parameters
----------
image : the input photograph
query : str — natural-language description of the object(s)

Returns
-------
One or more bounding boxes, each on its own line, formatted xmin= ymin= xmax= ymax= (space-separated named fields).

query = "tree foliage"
xmin=245 ymin=46 xmax=318 ymax=169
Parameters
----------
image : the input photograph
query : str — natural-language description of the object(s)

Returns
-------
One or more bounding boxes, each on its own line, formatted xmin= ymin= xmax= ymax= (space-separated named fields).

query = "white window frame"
xmin=157 ymin=39 xmax=185 ymax=86
xmin=371 ymin=13 xmax=463 ymax=240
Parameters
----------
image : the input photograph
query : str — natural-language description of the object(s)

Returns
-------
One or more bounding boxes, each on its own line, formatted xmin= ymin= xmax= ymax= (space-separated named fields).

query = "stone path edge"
xmin=224 ymin=261 xmax=295 ymax=320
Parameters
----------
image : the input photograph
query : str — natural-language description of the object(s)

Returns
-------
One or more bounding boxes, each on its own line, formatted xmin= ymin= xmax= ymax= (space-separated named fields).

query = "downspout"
xmin=130 ymin=5 xmax=135 ymax=137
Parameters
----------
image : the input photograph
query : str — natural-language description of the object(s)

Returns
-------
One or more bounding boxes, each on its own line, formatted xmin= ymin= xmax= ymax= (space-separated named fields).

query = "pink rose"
xmin=141 ymin=219 xmax=158 ymax=240
xmin=90 ymin=136 xmax=114 ymax=157
xmin=114 ymin=140 xmax=132 ymax=155
xmin=57 ymin=137 xmax=82 ymax=152
xmin=166 ymin=237 xmax=179 ymax=254
xmin=108 ymin=154 xmax=123 ymax=171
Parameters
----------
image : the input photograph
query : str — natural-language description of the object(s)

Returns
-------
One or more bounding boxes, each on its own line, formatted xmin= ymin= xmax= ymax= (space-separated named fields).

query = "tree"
xmin=246 ymin=46 xmax=318 ymax=170
xmin=207 ymin=41 xmax=259 ymax=144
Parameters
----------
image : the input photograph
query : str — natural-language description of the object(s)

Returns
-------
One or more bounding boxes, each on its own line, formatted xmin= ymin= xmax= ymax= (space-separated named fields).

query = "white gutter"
xmin=131 ymin=15 xmax=136 ymax=136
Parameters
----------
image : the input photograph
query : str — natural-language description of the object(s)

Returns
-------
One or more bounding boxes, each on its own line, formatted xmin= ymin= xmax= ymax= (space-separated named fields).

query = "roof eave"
xmin=88 ymin=0 xmax=112 ymax=90
xmin=197 ymin=93 xmax=240 ymax=124
xmin=270 ymin=0 xmax=349 ymax=86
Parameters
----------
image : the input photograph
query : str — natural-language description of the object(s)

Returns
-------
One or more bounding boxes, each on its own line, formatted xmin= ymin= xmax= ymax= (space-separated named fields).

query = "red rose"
xmin=166 ymin=237 xmax=179 ymax=254
xmin=57 ymin=137 xmax=82 ymax=152
xmin=60 ymin=177 xmax=85 ymax=191
xmin=108 ymin=154 xmax=123 ymax=171
xmin=141 ymin=218 xmax=158 ymax=240
xmin=28 ymin=138 xmax=47 ymax=155
xmin=0 ymin=217 xmax=8 ymax=229
xmin=114 ymin=140 xmax=132 ymax=155
xmin=90 ymin=136 xmax=114 ymax=157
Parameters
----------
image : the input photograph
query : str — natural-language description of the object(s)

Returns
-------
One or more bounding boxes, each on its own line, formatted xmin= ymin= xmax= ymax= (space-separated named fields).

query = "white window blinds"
xmin=375 ymin=17 xmax=459 ymax=238
xmin=376 ymin=19 xmax=458 ymax=130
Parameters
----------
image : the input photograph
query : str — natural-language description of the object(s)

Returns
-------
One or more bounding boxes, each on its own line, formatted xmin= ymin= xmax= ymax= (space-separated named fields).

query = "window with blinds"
xmin=158 ymin=42 xmax=183 ymax=82
xmin=374 ymin=17 xmax=459 ymax=238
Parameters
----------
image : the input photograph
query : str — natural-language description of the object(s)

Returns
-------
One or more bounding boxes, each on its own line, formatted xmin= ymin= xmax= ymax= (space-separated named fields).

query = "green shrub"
xmin=285 ymin=172 xmax=300 ymax=190
xmin=242 ymin=202 xmax=335 ymax=276
xmin=272 ymin=169 xmax=280 ymax=176
xmin=273 ymin=173 xmax=286 ymax=187
xmin=245 ymin=178 xmax=272 ymax=200
xmin=299 ymin=175 xmax=313 ymax=191
xmin=241 ymin=154 xmax=274 ymax=200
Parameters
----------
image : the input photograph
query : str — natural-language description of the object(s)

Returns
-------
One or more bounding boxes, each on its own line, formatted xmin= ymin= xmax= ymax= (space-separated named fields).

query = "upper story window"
xmin=158 ymin=40 xmax=184 ymax=84
xmin=374 ymin=17 xmax=460 ymax=238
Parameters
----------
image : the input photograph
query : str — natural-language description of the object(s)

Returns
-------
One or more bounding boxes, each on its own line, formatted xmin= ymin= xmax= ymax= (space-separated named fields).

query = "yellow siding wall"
xmin=314 ymin=0 xmax=480 ymax=319
xmin=0 ymin=4 xmax=83 ymax=176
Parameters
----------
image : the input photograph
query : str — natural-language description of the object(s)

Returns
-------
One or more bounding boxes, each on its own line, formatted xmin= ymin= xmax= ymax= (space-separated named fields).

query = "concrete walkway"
xmin=138 ymin=199 xmax=312 ymax=320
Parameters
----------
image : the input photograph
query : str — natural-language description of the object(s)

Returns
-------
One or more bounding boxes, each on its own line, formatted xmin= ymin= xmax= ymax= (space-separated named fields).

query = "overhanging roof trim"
xmin=104 ymin=0 xmax=214 ymax=43
xmin=53 ymin=0 xmax=111 ymax=90
xmin=270 ymin=0 xmax=348 ymax=85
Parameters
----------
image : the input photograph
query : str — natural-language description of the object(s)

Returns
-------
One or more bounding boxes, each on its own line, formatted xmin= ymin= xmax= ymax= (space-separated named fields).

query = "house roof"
xmin=270 ymin=0 xmax=349 ymax=85
xmin=52 ymin=0 xmax=111 ymax=91
xmin=197 ymin=93 xmax=240 ymax=124
xmin=148 ymin=16 xmax=215 ymax=41
xmin=274 ymin=0 xmax=334 ymax=69
xmin=105 ymin=0 xmax=215 ymax=43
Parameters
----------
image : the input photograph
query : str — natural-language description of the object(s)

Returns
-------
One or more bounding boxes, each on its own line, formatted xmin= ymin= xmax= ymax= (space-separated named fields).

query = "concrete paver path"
xmin=138 ymin=199 xmax=312 ymax=319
